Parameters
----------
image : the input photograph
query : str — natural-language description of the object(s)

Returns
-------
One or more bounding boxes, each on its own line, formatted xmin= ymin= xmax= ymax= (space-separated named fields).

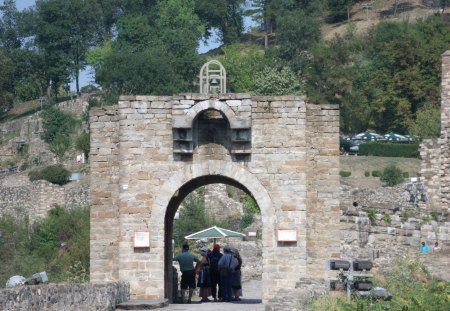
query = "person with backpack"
xmin=218 ymin=245 xmax=238 ymax=302
xmin=207 ymin=244 xmax=223 ymax=301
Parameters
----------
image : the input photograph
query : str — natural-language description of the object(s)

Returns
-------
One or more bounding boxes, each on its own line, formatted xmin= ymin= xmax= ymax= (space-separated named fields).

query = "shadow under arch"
xmin=150 ymin=160 xmax=274 ymax=301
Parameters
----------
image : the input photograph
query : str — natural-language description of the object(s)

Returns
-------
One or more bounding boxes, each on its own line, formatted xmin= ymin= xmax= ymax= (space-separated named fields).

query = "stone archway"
xmin=89 ymin=94 xmax=341 ymax=307
xmin=150 ymin=161 xmax=275 ymax=301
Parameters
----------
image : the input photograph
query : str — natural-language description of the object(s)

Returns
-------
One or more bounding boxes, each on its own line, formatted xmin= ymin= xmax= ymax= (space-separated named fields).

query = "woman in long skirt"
xmin=197 ymin=247 xmax=212 ymax=302
xmin=231 ymin=250 xmax=243 ymax=301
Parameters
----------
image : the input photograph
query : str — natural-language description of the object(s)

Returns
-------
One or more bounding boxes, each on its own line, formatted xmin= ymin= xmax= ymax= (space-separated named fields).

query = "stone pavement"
xmin=154 ymin=279 xmax=265 ymax=311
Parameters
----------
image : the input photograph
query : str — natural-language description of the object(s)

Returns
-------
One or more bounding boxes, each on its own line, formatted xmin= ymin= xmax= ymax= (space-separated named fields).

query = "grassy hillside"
xmin=340 ymin=155 xmax=421 ymax=178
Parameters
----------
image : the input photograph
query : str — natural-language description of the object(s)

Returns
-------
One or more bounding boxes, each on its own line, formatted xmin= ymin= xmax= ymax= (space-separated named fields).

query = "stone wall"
xmin=340 ymin=184 xmax=450 ymax=261
xmin=0 ymin=96 xmax=88 ymax=163
xmin=89 ymin=94 xmax=340 ymax=303
xmin=0 ymin=180 xmax=90 ymax=223
xmin=419 ymin=50 xmax=450 ymax=215
xmin=0 ymin=282 xmax=129 ymax=311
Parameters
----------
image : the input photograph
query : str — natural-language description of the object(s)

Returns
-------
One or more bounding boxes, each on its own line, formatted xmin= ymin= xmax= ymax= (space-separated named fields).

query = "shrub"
xmin=372 ymin=170 xmax=382 ymax=177
xmin=358 ymin=142 xmax=419 ymax=158
xmin=381 ymin=165 xmax=404 ymax=187
xmin=368 ymin=208 xmax=377 ymax=223
xmin=364 ymin=171 xmax=370 ymax=177
xmin=29 ymin=165 xmax=70 ymax=185
xmin=28 ymin=168 xmax=43 ymax=181
xmin=340 ymin=170 xmax=351 ymax=177
xmin=75 ymin=132 xmax=90 ymax=160
xmin=403 ymin=172 xmax=409 ymax=178
xmin=41 ymin=105 xmax=78 ymax=143
xmin=383 ymin=214 xmax=392 ymax=223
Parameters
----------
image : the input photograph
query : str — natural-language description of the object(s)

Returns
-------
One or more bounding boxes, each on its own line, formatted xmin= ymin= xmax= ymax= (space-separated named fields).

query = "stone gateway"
xmin=89 ymin=93 xmax=340 ymax=305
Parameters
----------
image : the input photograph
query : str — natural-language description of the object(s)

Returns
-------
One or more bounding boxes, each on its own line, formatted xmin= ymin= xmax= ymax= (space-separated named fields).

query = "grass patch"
xmin=340 ymin=156 xmax=420 ymax=178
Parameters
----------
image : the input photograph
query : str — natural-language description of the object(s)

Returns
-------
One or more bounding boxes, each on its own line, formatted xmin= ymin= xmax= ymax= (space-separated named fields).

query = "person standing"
xmin=208 ymin=244 xmax=223 ymax=301
xmin=231 ymin=248 xmax=243 ymax=301
xmin=420 ymin=242 xmax=430 ymax=254
xmin=173 ymin=243 xmax=199 ymax=303
xmin=218 ymin=245 xmax=238 ymax=302
xmin=196 ymin=247 xmax=212 ymax=302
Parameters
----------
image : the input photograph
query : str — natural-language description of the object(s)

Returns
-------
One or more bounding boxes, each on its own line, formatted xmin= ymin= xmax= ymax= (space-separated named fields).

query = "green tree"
xmin=41 ymin=105 xmax=78 ymax=143
xmin=195 ymin=0 xmax=245 ymax=44
xmin=217 ymin=44 xmax=266 ymax=92
xmin=32 ymin=0 xmax=104 ymax=95
xmin=96 ymin=0 xmax=202 ymax=95
xmin=75 ymin=131 xmax=90 ymax=159
xmin=49 ymin=133 xmax=71 ymax=163
xmin=0 ymin=49 xmax=14 ymax=114
xmin=408 ymin=106 xmax=441 ymax=139
xmin=173 ymin=189 xmax=210 ymax=246
xmin=275 ymin=8 xmax=321 ymax=71
xmin=326 ymin=0 xmax=355 ymax=23
xmin=253 ymin=66 xmax=303 ymax=96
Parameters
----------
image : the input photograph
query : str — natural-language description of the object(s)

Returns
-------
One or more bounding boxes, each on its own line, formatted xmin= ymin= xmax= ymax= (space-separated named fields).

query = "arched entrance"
xmin=151 ymin=162 xmax=275 ymax=301
xmin=89 ymin=94 xmax=341 ymax=307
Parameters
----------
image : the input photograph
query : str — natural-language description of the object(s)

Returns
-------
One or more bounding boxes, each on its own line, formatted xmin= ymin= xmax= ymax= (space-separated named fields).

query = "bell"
xmin=210 ymin=78 xmax=219 ymax=85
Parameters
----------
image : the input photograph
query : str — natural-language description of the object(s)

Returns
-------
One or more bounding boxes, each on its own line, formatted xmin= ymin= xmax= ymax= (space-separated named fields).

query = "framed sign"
xmin=277 ymin=229 xmax=297 ymax=242
xmin=134 ymin=231 xmax=150 ymax=248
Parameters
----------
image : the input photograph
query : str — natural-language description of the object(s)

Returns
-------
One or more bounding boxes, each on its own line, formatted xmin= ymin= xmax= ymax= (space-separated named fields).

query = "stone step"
xmin=116 ymin=299 xmax=169 ymax=310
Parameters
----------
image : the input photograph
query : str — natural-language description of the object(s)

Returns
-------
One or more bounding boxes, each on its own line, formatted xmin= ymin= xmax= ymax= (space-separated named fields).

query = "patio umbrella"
xmin=185 ymin=226 xmax=246 ymax=243
xmin=384 ymin=132 xmax=407 ymax=142
xmin=353 ymin=131 xmax=383 ymax=141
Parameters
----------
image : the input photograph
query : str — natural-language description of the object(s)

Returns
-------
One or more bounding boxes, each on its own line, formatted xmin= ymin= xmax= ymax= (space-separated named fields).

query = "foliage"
xmin=217 ymin=44 xmax=266 ymax=93
xmin=28 ymin=164 xmax=70 ymax=185
xmin=75 ymin=132 xmax=90 ymax=160
xmin=49 ymin=133 xmax=71 ymax=163
xmin=367 ymin=208 xmax=377 ymax=223
xmin=310 ymin=258 xmax=449 ymax=311
xmin=364 ymin=171 xmax=370 ymax=177
xmin=381 ymin=165 xmax=404 ymax=186
xmin=253 ymin=66 xmax=303 ymax=96
xmin=240 ymin=195 xmax=259 ymax=230
xmin=326 ymin=0 xmax=355 ymax=23
xmin=382 ymin=214 xmax=392 ymax=223
xmin=275 ymin=8 xmax=321 ymax=70
xmin=173 ymin=188 xmax=210 ymax=247
xmin=41 ymin=104 xmax=78 ymax=144
xmin=31 ymin=0 xmax=104 ymax=94
xmin=358 ymin=142 xmax=419 ymax=158
xmin=195 ymin=0 xmax=245 ymax=44
xmin=408 ymin=105 xmax=441 ymax=139
xmin=403 ymin=171 xmax=409 ymax=178
xmin=0 ymin=205 xmax=90 ymax=286
xmin=339 ymin=170 xmax=351 ymax=177
xmin=372 ymin=170 xmax=382 ymax=177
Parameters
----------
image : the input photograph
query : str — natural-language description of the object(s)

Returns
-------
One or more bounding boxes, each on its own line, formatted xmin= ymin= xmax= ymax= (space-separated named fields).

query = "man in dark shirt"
xmin=208 ymin=244 xmax=223 ymax=301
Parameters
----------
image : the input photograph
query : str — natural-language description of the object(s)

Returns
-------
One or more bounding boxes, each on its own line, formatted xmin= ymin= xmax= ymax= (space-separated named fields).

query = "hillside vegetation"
xmin=1 ymin=0 xmax=449 ymax=139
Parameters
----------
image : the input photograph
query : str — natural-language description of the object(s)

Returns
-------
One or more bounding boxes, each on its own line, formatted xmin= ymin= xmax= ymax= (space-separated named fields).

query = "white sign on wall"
xmin=134 ymin=231 xmax=150 ymax=248
xmin=277 ymin=229 xmax=297 ymax=242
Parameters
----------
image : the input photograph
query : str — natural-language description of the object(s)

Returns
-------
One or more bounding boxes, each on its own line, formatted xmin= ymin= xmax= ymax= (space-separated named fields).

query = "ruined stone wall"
xmin=0 ymin=282 xmax=129 ymax=311
xmin=0 ymin=180 xmax=89 ymax=223
xmin=340 ymin=185 xmax=450 ymax=260
xmin=419 ymin=51 xmax=450 ymax=214
xmin=89 ymin=94 xmax=340 ymax=302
